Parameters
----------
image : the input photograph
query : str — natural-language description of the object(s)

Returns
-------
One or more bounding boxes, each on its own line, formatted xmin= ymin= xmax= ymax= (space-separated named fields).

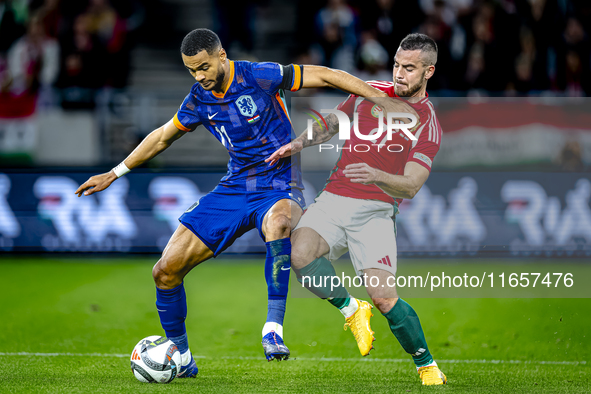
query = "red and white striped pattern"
xmin=426 ymin=100 xmax=441 ymax=144
xmin=367 ymin=80 xmax=394 ymax=88
xmin=412 ymin=100 xmax=441 ymax=149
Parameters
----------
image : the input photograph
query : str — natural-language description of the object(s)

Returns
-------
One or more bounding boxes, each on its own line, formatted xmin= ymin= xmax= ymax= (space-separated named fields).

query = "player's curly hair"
xmin=181 ymin=28 xmax=221 ymax=56
xmin=399 ymin=33 xmax=438 ymax=66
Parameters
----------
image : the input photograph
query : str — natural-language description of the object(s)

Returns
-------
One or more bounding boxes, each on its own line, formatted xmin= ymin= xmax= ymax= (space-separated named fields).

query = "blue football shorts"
xmin=179 ymin=186 xmax=305 ymax=256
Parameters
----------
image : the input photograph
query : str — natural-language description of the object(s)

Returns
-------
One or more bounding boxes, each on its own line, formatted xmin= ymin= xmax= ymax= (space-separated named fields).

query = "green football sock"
xmin=383 ymin=298 xmax=433 ymax=367
xmin=293 ymin=257 xmax=351 ymax=309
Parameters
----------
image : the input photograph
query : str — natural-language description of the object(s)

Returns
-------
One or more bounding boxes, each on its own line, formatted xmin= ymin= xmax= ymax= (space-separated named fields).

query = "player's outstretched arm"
xmin=265 ymin=102 xmax=416 ymax=166
xmin=301 ymin=66 xmax=418 ymax=117
xmin=265 ymin=112 xmax=340 ymax=166
xmin=343 ymin=161 xmax=430 ymax=199
xmin=266 ymin=66 xmax=419 ymax=165
xmin=75 ymin=119 xmax=187 ymax=197
xmin=301 ymin=65 xmax=389 ymax=98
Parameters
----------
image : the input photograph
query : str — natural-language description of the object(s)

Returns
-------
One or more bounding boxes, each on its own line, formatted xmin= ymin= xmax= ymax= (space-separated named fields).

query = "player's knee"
xmin=266 ymin=214 xmax=291 ymax=236
xmin=152 ymin=258 xmax=182 ymax=289
xmin=371 ymin=297 xmax=398 ymax=314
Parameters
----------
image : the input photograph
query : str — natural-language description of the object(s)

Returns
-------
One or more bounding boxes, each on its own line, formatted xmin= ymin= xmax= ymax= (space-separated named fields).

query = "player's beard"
xmin=211 ymin=65 xmax=226 ymax=91
xmin=395 ymin=71 xmax=426 ymax=97
xmin=200 ymin=65 xmax=226 ymax=91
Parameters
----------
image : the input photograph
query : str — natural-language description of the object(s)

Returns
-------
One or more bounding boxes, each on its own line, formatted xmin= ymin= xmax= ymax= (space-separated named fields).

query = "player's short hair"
xmin=399 ymin=33 xmax=438 ymax=66
xmin=181 ymin=28 xmax=221 ymax=56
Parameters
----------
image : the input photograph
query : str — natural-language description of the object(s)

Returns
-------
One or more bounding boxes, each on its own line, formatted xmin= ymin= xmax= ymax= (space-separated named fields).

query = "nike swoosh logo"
xmin=208 ymin=112 xmax=218 ymax=120
xmin=281 ymin=266 xmax=290 ymax=271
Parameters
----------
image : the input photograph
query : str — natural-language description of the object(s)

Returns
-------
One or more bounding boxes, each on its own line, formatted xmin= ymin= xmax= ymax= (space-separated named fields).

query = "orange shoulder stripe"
xmin=173 ymin=113 xmax=191 ymax=132
xmin=291 ymin=64 xmax=302 ymax=91
xmin=275 ymin=92 xmax=292 ymax=125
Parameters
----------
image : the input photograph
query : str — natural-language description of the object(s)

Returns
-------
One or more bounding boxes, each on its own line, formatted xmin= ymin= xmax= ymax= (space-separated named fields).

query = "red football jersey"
xmin=323 ymin=80 xmax=442 ymax=205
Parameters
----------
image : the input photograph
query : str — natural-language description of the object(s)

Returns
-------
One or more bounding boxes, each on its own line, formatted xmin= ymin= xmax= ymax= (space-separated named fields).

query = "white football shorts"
xmin=295 ymin=191 xmax=398 ymax=276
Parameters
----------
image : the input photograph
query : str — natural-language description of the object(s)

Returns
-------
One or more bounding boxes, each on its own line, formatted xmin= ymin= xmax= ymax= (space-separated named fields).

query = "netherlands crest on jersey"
xmin=236 ymin=95 xmax=257 ymax=117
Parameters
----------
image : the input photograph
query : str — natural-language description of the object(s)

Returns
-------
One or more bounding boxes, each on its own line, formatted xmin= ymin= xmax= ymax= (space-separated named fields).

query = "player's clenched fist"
xmin=75 ymin=171 xmax=118 ymax=197
xmin=343 ymin=163 xmax=382 ymax=185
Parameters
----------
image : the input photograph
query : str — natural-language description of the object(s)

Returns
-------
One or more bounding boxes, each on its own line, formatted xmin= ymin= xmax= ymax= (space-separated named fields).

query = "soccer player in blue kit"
xmin=75 ymin=28 xmax=401 ymax=376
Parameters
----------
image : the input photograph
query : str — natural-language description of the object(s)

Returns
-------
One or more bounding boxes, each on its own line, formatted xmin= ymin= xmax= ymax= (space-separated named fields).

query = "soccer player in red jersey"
xmin=267 ymin=33 xmax=446 ymax=385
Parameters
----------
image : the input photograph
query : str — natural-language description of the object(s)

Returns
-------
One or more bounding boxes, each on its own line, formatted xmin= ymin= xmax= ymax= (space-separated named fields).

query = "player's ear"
xmin=218 ymin=47 xmax=227 ymax=62
xmin=424 ymin=65 xmax=435 ymax=80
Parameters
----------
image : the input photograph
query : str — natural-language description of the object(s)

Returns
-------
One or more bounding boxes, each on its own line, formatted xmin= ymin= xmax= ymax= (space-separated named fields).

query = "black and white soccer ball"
xmin=130 ymin=335 xmax=181 ymax=383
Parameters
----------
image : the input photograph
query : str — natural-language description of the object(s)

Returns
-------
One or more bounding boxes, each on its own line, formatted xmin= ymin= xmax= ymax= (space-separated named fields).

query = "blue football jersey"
xmin=173 ymin=60 xmax=304 ymax=192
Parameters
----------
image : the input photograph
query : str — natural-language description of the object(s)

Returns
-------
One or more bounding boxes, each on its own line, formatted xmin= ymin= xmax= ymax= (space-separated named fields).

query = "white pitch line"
xmin=0 ymin=352 xmax=207 ymax=359
xmin=0 ymin=352 xmax=585 ymax=366
xmin=223 ymin=356 xmax=587 ymax=366
xmin=0 ymin=352 xmax=130 ymax=358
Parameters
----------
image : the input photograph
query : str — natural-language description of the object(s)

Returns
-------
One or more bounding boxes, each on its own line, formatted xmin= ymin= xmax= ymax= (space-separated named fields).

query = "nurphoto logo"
xmin=304 ymin=108 xmax=418 ymax=152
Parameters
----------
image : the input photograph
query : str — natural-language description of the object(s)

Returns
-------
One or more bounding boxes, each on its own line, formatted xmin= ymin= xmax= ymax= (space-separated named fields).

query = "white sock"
xmin=339 ymin=297 xmax=359 ymax=319
xmin=416 ymin=360 xmax=437 ymax=371
xmin=262 ymin=322 xmax=283 ymax=338
xmin=181 ymin=349 xmax=192 ymax=366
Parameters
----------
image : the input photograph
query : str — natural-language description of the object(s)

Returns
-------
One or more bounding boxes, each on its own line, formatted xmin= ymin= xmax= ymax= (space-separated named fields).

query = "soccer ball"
xmin=130 ymin=335 xmax=181 ymax=383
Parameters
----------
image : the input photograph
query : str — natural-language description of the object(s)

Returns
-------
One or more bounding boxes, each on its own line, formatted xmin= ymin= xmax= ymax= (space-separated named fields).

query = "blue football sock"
xmin=265 ymin=238 xmax=291 ymax=326
xmin=168 ymin=333 xmax=189 ymax=357
xmin=155 ymin=283 xmax=189 ymax=354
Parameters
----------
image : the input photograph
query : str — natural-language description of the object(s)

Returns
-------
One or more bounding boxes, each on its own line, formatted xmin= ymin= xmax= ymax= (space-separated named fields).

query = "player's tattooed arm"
xmin=265 ymin=113 xmax=339 ymax=166
xmin=301 ymin=112 xmax=339 ymax=148
xmin=75 ymin=119 xmax=187 ymax=197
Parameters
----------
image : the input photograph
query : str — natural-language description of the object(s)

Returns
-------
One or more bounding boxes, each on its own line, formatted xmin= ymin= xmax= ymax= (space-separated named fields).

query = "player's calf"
xmin=262 ymin=238 xmax=292 ymax=361
xmin=153 ymin=225 xmax=213 ymax=377
xmin=370 ymin=297 xmax=398 ymax=314
xmin=291 ymin=256 xmax=376 ymax=356
xmin=290 ymin=227 xmax=330 ymax=270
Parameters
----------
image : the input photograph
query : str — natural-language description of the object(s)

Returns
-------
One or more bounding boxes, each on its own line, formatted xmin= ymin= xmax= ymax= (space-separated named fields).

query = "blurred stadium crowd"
xmin=0 ymin=0 xmax=589 ymax=170
xmin=1 ymin=0 xmax=589 ymax=105
xmin=211 ymin=1 xmax=591 ymax=96
xmin=0 ymin=0 xmax=143 ymax=115
xmin=291 ymin=0 xmax=591 ymax=96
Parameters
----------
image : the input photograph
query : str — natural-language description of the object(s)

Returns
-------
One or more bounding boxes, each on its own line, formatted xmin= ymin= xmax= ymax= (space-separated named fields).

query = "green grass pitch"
xmin=0 ymin=257 xmax=589 ymax=393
